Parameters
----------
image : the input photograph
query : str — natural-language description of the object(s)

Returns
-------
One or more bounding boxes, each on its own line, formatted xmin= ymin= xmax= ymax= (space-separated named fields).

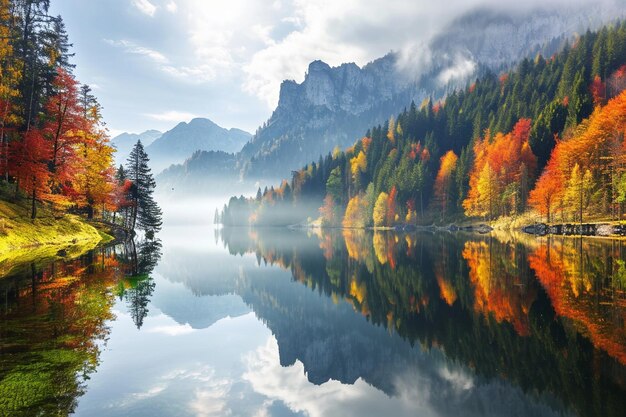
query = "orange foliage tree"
xmin=433 ymin=150 xmax=458 ymax=220
xmin=464 ymin=119 xmax=537 ymax=219
xmin=530 ymin=89 xmax=626 ymax=221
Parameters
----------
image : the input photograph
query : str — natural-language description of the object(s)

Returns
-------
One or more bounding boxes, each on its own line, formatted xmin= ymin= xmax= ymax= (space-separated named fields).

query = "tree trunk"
xmin=31 ymin=187 xmax=36 ymax=219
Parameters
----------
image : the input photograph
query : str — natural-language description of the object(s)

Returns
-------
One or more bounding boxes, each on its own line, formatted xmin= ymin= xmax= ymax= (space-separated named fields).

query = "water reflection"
xmin=0 ymin=238 xmax=162 ymax=416
xmin=219 ymin=228 xmax=626 ymax=417
xmin=1 ymin=226 xmax=625 ymax=417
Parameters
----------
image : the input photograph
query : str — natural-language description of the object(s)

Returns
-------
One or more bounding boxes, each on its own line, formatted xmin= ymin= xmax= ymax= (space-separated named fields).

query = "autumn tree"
xmin=464 ymin=119 xmax=536 ymax=219
xmin=0 ymin=0 xmax=22 ymax=180
xmin=42 ymin=68 xmax=83 ymax=204
xmin=373 ymin=191 xmax=389 ymax=227
xmin=433 ymin=150 xmax=458 ymax=220
xmin=528 ymin=172 xmax=561 ymax=223
xmin=8 ymin=128 xmax=50 ymax=218
xmin=343 ymin=193 xmax=369 ymax=228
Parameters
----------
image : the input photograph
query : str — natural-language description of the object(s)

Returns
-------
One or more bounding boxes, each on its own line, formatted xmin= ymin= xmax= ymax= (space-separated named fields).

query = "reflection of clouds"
xmin=130 ymin=384 xmax=167 ymax=400
xmin=147 ymin=322 xmax=196 ymax=336
xmin=243 ymin=338 xmax=436 ymax=417
xmin=244 ymin=337 xmax=573 ymax=417
xmin=162 ymin=367 xmax=233 ymax=417
xmin=188 ymin=381 xmax=232 ymax=417
xmin=438 ymin=366 xmax=474 ymax=392
xmin=117 ymin=365 xmax=233 ymax=416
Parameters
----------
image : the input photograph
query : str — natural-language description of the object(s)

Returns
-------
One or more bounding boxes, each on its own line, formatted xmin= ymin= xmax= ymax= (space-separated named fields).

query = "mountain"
xmin=238 ymin=4 xmax=624 ymax=180
xmin=160 ymin=4 xmax=625 ymax=189
xmin=156 ymin=150 xmax=240 ymax=193
xmin=111 ymin=129 xmax=162 ymax=167
xmin=221 ymin=19 xmax=626 ymax=227
xmin=238 ymin=56 xmax=419 ymax=179
xmin=146 ymin=118 xmax=251 ymax=173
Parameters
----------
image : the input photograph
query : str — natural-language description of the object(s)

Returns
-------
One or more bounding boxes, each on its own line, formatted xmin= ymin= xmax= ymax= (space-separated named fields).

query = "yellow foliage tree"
xmin=373 ymin=192 xmax=389 ymax=227
xmin=343 ymin=193 xmax=369 ymax=228
xmin=387 ymin=116 xmax=395 ymax=143
xmin=350 ymin=151 xmax=367 ymax=181
xmin=476 ymin=163 xmax=500 ymax=219
xmin=433 ymin=150 xmax=458 ymax=219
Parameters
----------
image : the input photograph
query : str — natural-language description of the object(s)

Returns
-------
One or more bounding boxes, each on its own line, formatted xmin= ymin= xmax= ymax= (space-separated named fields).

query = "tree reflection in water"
xmin=219 ymin=227 xmax=626 ymax=417
xmin=0 ymin=236 xmax=162 ymax=416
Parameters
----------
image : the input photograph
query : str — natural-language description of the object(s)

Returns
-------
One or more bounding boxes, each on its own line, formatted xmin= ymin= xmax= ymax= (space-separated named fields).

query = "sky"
xmin=49 ymin=0 xmax=614 ymax=137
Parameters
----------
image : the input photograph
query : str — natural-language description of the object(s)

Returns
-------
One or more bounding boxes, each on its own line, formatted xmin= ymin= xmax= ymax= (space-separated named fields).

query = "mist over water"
xmin=155 ymin=187 xmax=256 ymax=229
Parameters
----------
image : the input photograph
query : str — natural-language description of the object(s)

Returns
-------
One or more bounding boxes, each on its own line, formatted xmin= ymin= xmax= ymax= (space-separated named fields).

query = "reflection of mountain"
xmin=235 ymin=243 xmax=576 ymax=417
xmin=150 ymin=278 xmax=249 ymax=329
xmin=221 ymin=228 xmax=626 ymax=417
xmin=154 ymin=245 xmax=254 ymax=296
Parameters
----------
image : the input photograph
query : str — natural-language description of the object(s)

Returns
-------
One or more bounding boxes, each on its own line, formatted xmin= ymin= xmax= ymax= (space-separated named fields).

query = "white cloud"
xmin=147 ymin=323 xmax=196 ymax=336
xmin=437 ymin=56 xmax=477 ymax=85
xmin=132 ymin=0 xmax=158 ymax=17
xmin=105 ymin=39 xmax=168 ymax=63
xmin=144 ymin=110 xmax=198 ymax=122
xmin=166 ymin=1 xmax=178 ymax=13
xmin=105 ymin=38 xmax=218 ymax=82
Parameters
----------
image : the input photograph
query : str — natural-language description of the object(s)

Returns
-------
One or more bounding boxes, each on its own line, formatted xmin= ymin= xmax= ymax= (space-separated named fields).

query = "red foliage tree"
xmin=8 ymin=129 xmax=51 ymax=218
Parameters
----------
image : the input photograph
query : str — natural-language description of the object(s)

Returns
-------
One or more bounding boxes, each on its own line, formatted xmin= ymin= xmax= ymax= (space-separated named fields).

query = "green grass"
xmin=0 ymin=187 xmax=111 ymax=271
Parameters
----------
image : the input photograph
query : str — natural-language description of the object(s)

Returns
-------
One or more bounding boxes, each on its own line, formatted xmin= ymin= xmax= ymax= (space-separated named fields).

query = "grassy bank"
xmin=0 ymin=194 xmax=111 ymax=272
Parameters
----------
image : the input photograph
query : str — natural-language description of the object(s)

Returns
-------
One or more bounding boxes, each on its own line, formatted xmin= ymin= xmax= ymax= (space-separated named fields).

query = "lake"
xmin=1 ymin=212 xmax=625 ymax=416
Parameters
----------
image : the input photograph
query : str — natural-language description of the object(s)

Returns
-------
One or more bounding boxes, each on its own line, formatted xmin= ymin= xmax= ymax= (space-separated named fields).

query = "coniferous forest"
xmin=221 ymin=22 xmax=626 ymax=229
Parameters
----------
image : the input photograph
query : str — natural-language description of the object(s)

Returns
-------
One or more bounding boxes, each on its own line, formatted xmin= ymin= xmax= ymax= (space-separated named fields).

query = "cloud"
xmin=132 ymin=0 xmax=158 ymax=17
xmin=147 ymin=323 xmax=196 ymax=336
xmin=144 ymin=110 xmax=199 ymax=122
xmin=166 ymin=1 xmax=178 ymax=13
xmin=105 ymin=38 xmax=219 ymax=82
xmin=105 ymin=39 xmax=168 ymax=63
xmin=437 ymin=55 xmax=477 ymax=85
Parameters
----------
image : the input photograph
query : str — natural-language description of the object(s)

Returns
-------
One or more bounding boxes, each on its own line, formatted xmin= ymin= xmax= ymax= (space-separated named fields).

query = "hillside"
xmin=112 ymin=129 xmax=162 ymax=166
xmin=166 ymin=3 xmax=625 ymax=187
xmin=146 ymin=118 xmax=251 ymax=173
xmin=156 ymin=150 xmax=240 ymax=193
xmin=0 ymin=186 xmax=108 ymax=271
xmin=220 ymin=21 xmax=626 ymax=228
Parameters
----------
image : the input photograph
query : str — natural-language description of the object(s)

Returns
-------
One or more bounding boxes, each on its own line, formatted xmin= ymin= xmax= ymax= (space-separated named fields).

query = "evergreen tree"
xmin=126 ymin=140 xmax=162 ymax=234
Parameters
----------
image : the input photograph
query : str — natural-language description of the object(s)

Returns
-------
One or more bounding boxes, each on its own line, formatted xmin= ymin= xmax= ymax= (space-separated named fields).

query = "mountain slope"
xmin=220 ymin=19 xmax=626 ymax=227
xmin=237 ymin=3 xmax=625 ymax=180
xmin=146 ymin=118 xmax=251 ymax=173
xmin=112 ymin=130 xmax=162 ymax=167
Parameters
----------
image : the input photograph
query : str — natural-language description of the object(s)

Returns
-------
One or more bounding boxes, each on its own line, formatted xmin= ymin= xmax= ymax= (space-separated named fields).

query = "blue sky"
xmin=50 ymin=0 xmax=604 ymax=137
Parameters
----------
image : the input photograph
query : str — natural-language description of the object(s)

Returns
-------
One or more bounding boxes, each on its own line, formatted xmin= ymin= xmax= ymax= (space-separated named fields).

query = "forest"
xmin=0 ymin=0 xmax=160 ymax=234
xmin=220 ymin=21 xmax=626 ymax=228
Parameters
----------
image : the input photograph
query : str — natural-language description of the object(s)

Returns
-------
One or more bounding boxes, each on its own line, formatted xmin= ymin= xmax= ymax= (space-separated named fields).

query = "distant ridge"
xmin=146 ymin=118 xmax=251 ymax=173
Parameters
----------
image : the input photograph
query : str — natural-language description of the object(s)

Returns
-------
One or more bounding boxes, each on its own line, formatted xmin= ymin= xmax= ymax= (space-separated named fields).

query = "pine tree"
xmin=126 ymin=140 xmax=162 ymax=235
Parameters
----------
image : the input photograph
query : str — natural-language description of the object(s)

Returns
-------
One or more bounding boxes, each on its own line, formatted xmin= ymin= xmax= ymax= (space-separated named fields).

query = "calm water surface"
xmin=1 ymin=204 xmax=625 ymax=416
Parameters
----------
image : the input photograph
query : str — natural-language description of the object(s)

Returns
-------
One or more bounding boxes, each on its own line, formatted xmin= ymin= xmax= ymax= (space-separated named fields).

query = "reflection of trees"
xmin=462 ymin=238 xmax=537 ymax=336
xmin=220 ymin=228 xmax=626 ymax=417
xmin=117 ymin=238 xmax=162 ymax=329
xmin=529 ymin=237 xmax=626 ymax=365
xmin=0 ymin=235 xmax=164 ymax=414
xmin=0 ymin=248 xmax=119 ymax=416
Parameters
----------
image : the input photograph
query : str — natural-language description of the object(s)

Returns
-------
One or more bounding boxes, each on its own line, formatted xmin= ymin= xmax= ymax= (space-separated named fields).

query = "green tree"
xmin=126 ymin=140 xmax=162 ymax=234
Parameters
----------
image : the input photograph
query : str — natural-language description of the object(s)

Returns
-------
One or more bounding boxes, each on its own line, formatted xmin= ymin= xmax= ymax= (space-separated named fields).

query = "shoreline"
xmin=0 ymin=199 xmax=116 ymax=274
xmin=269 ymin=219 xmax=626 ymax=238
